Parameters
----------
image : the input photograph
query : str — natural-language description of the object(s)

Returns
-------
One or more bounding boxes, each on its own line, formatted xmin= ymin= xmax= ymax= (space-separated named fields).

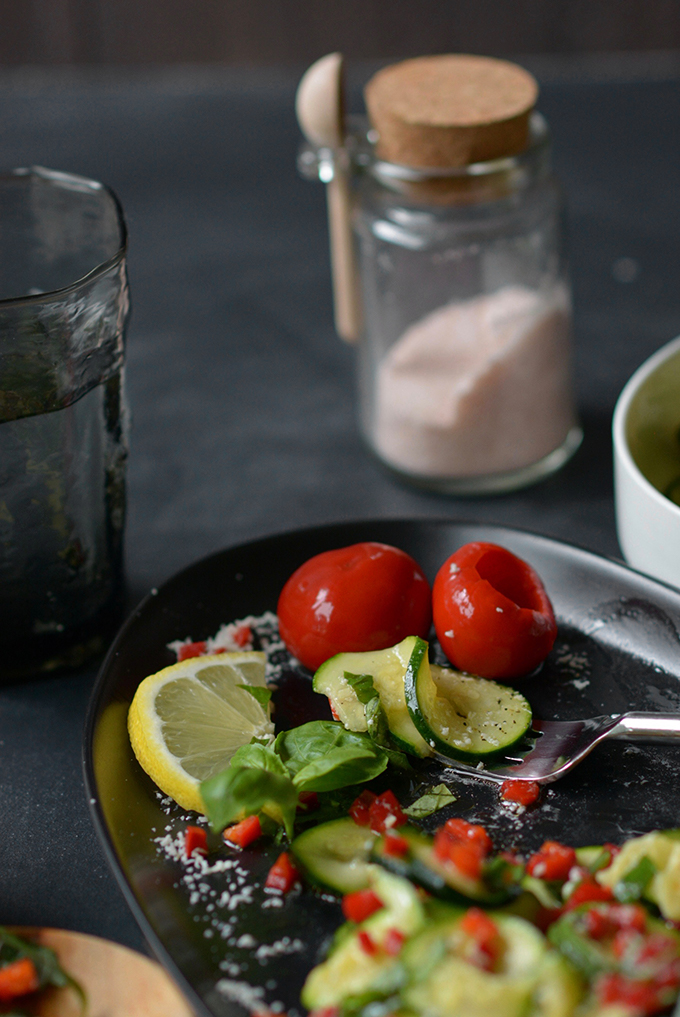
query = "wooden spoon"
xmin=6 ymin=928 xmax=194 ymax=1016
xmin=296 ymin=53 xmax=362 ymax=343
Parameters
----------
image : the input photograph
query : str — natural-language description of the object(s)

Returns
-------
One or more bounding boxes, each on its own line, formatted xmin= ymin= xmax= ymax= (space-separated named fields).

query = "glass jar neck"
xmin=348 ymin=111 xmax=552 ymax=207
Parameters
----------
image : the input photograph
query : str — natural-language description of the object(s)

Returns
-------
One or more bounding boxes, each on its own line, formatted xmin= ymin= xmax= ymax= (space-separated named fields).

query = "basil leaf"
xmin=364 ymin=699 xmax=410 ymax=770
xmin=237 ymin=685 xmax=272 ymax=709
xmin=200 ymin=766 xmax=298 ymax=839
xmin=345 ymin=672 xmax=379 ymax=705
xmin=0 ymin=927 xmax=86 ymax=1010
xmin=404 ymin=783 xmax=457 ymax=819
xmin=365 ymin=695 xmax=390 ymax=744
xmin=614 ymin=855 xmax=657 ymax=902
xmin=275 ymin=720 xmax=389 ymax=792
xmin=229 ymin=741 xmax=286 ymax=775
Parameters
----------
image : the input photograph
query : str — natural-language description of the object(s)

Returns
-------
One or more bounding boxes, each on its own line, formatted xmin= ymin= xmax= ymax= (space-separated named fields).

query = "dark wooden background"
xmin=2 ymin=0 xmax=679 ymax=65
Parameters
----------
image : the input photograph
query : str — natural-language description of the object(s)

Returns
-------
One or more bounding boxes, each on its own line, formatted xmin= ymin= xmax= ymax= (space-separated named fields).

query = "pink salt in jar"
xmin=302 ymin=55 xmax=582 ymax=494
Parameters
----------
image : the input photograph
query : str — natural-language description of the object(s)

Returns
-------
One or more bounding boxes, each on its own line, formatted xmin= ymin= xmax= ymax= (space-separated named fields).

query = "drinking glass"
xmin=0 ymin=167 xmax=130 ymax=681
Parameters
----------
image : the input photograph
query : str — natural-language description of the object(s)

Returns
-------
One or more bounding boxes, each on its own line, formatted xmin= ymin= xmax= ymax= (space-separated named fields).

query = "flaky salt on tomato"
xmin=277 ymin=542 xmax=432 ymax=672
xmin=433 ymin=542 xmax=557 ymax=680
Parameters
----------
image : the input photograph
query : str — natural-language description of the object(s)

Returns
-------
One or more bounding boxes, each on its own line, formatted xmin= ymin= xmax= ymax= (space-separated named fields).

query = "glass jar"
xmin=301 ymin=113 xmax=581 ymax=494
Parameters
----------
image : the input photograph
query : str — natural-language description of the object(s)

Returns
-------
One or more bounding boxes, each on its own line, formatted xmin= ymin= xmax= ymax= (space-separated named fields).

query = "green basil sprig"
xmin=200 ymin=720 xmax=392 ymax=838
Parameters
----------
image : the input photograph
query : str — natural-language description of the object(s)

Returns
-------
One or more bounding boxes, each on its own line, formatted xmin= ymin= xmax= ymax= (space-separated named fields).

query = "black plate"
xmin=84 ymin=519 xmax=680 ymax=1017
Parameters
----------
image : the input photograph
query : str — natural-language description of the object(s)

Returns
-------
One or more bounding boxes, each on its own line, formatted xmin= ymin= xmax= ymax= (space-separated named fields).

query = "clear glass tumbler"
xmin=0 ymin=167 xmax=130 ymax=681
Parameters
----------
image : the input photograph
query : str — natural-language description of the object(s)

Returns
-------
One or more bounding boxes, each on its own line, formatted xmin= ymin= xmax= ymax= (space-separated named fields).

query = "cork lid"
xmin=364 ymin=54 xmax=539 ymax=169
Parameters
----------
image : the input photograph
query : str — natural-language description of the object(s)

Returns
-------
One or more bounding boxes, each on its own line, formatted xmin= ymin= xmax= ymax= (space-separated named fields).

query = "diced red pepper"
xmin=584 ymin=903 xmax=647 ymax=940
xmin=596 ymin=972 xmax=662 ymax=1016
xmin=233 ymin=624 xmax=252 ymax=648
xmin=342 ymin=889 xmax=384 ymax=923
xmin=357 ymin=930 xmax=379 ymax=956
xmin=384 ymin=927 xmax=406 ymax=956
xmin=653 ymin=960 xmax=680 ymax=993
xmin=223 ymin=815 xmax=262 ymax=848
xmin=433 ymin=817 xmax=492 ymax=880
xmin=369 ymin=790 xmax=407 ymax=834
xmin=637 ymin=933 xmax=679 ymax=965
xmin=564 ymin=878 xmax=614 ymax=910
xmin=177 ymin=640 xmax=207 ymax=661
xmin=383 ymin=832 xmax=409 ymax=858
xmin=500 ymin=780 xmax=541 ymax=805
xmin=612 ymin=903 xmax=648 ymax=933
xmin=0 ymin=957 xmax=40 ymax=1002
xmin=184 ymin=825 xmax=208 ymax=858
xmin=460 ymin=908 xmax=501 ymax=970
xmin=584 ymin=908 xmax=615 ymax=941
xmin=526 ymin=840 xmax=577 ymax=882
xmin=349 ymin=790 xmax=377 ymax=826
xmin=611 ymin=928 xmax=640 ymax=960
xmin=265 ymin=852 xmax=300 ymax=893
xmin=433 ymin=832 xmax=484 ymax=879
xmin=309 ymin=1009 xmax=340 ymax=1017
xmin=297 ymin=791 xmax=320 ymax=813
xmin=460 ymin=907 xmax=500 ymax=941
xmin=442 ymin=818 xmax=493 ymax=854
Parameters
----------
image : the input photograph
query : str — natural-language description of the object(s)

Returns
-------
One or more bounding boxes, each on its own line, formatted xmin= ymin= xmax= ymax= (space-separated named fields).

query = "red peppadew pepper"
xmin=432 ymin=542 xmax=557 ymax=680
xmin=277 ymin=542 xmax=432 ymax=672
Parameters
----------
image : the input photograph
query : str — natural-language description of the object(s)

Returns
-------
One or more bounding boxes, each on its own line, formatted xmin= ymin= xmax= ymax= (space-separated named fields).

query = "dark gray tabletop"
xmin=0 ymin=61 xmax=679 ymax=954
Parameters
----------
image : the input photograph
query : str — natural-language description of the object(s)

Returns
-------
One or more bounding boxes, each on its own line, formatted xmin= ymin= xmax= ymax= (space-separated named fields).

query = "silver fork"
xmin=436 ymin=712 xmax=680 ymax=785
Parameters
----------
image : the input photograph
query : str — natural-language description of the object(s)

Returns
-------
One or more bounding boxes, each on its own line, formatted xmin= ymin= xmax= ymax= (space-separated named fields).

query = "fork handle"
xmin=608 ymin=712 xmax=680 ymax=743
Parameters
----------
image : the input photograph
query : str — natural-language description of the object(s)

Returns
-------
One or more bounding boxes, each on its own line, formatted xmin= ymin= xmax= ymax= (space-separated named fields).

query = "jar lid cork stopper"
xmin=364 ymin=54 xmax=539 ymax=169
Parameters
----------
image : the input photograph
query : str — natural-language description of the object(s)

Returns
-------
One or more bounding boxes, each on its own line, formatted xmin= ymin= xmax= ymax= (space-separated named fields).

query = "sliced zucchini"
xmin=402 ymin=912 xmax=577 ymax=1017
xmin=301 ymin=869 xmax=425 ymax=1010
xmin=596 ymin=830 xmax=680 ymax=920
xmin=313 ymin=637 xmax=432 ymax=758
xmin=291 ymin=817 xmax=377 ymax=894
xmin=372 ymin=826 xmax=513 ymax=907
xmin=404 ymin=658 xmax=532 ymax=761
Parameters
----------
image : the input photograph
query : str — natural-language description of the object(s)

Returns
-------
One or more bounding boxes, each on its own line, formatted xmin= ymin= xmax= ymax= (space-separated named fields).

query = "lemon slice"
xmin=128 ymin=652 xmax=274 ymax=813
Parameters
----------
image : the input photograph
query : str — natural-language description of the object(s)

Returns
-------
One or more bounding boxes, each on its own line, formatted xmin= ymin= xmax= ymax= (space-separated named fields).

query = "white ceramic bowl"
xmin=613 ymin=334 xmax=680 ymax=590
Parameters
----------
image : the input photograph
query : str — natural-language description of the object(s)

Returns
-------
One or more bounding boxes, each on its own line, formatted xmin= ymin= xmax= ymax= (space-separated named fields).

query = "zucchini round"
xmin=301 ymin=868 xmax=425 ymax=1010
xmin=313 ymin=636 xmax=432 ymax=758
xmin=405 ymin=659 xmax=532 ymax=761
xmin=402 ymin=912 xmax=579 ymax=1017
xmin=291 ymin=817 xmax=377 ymax=894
